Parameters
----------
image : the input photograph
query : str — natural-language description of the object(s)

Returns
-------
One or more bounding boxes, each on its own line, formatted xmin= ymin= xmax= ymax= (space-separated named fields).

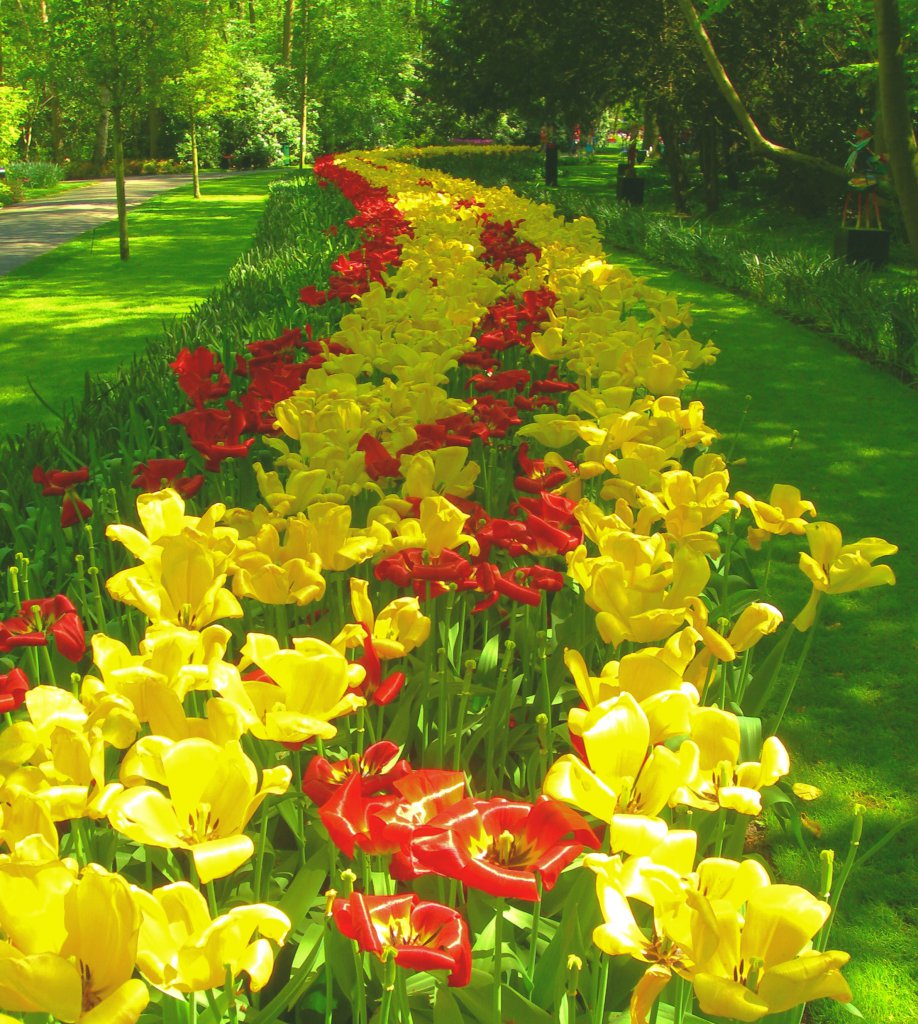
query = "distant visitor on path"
xmin=541 ymin=123 xmax=558 ymax=187
xmin=841 ymin=127 xmax=886 ymax=230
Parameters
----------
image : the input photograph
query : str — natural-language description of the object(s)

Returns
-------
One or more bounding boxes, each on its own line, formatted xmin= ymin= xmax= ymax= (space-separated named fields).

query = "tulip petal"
xmin=192 ymin=834 xmax=255 ymax=884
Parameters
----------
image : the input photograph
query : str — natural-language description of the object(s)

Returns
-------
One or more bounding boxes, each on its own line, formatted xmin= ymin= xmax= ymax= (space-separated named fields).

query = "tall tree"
xmin=875 ymin=0 xmax=918 ymax=266
xmin=51 ymin=0 xmax=160 ymax=258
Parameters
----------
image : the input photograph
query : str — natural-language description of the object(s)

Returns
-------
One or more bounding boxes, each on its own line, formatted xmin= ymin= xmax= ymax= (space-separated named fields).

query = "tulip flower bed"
xmin=0 ymin=147 xmax=900 ymax=1024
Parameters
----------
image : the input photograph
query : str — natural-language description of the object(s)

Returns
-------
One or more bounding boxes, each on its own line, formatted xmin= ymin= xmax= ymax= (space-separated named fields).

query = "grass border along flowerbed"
xmin=0 ymin=146 xmax=899 ymax=1024
xmin=519 ymin=185 xmax=918 ymax=384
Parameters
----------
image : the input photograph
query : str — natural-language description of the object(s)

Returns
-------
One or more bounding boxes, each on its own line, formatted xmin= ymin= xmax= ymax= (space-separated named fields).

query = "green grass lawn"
xmin=598 ymin=246 xmax=917 ymax=1024
xmin=0 ymin=170 xmax=287 ymax=435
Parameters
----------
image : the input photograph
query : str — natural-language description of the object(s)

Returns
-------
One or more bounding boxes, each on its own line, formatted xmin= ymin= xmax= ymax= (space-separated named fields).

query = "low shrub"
xmin=0 ymin=179 xmax=24 ymax=206
xmin=6 ymin=159 xmax=63 ymax=189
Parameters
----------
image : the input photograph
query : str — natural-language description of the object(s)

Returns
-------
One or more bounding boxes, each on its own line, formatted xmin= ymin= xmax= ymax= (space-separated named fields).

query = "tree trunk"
xmin=875 ymin=0 xmax=918 ymax=269
xmin=657 ymin=107 xmax=690 ymax=214
xmin=282 ymin=0 xmax=295 ymax=64
xmin=92 ymin=96 xmax=110 ymax=176
xmin=112 ymin=103 xmax=130 ymax=261
xmin=675 ymin=0 xmax=848 ymax=182
xmin=699 ymin=121 xmax=719 ymax=212
xmin=298 ymin=0 xmax=309 ymax=168
xmin=641 ymin=102 xmax=656 ymax=155
xmin=49 ymin=93 xmax=64 ymax=162
xmin=248 ymin=0 xmax=256 ymax=23
xmin=191 ymin=110 xmax=201 ymax=199
xmin=148 ymin=105 xmax=161 ymax=159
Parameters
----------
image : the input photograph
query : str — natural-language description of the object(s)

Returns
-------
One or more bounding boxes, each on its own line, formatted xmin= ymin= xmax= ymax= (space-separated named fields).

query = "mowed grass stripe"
xmin=601 ymin=246 xmax=917 ymax=1024
xmin=0 ymin=170 xmax=287 ymax=435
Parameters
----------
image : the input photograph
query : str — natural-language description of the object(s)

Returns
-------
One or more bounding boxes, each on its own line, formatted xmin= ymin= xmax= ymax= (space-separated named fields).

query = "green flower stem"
xmin=768 ymin=603 xmax=821 ymax=735
xmin=204 ymin=987 xmax=222 ymax=1023
xmin=451 ymin=661 xmax=476 ymax=772
xmin=817 ymin=804 xmax=864 ymax=953
xmin=274 ymin=603 xmax=290 ymax=648
xmin=339 ymin=869 xmax=368 ymax=1024
xmin=592 ymin=953 xmax=610 ymax=1024
xmin=253 ymin=807 xmax=271 ymax=903
xmin=396 ymin=969 xmax=414 ymax=1023
xmin=205 ymin=880 xmax=219 ymax=919
xmin=493 ymin=897 xmax=505 ymax=1024
xmin=490 ymin=639 xmax=517 ymax=795
xmin=31 ymin=606 xmax=57 ymax=685
xmin=378 ymin=954 xmax=397 ymax=1024
xmin=528 ymin=875 xmax=543 ymax=984
xmin=537 ymin=630 xmax=554 ymax=763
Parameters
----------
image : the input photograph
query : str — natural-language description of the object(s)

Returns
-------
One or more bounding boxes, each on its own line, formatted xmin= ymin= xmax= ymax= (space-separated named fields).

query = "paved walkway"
xmin=0 ymin=175 xmax=205 ymax=275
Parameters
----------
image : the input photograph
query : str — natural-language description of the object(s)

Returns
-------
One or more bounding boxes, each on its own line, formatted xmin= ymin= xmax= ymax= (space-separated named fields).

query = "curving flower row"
xmin=0 ymin=146 xmax=897 ymax=1024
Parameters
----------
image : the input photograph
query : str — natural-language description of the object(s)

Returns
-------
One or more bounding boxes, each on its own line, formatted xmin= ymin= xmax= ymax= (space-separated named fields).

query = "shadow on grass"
xmin=608 ymin=248 xmax=918 ymax=1023
xmin=0 ymin=172 xmax=284 ymax=433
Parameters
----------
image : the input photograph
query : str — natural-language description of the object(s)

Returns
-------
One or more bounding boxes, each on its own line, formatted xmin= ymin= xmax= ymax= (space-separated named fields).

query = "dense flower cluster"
xmin=0 ymin=146 xmax=897 ymax=1024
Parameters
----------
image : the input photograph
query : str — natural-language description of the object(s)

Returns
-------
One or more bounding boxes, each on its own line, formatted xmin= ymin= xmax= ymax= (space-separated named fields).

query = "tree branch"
xmin=675 ymin=0 xmax=849 ymax=180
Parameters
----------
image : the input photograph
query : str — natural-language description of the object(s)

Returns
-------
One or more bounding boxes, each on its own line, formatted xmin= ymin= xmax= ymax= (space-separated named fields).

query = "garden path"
xmin=0 ymin=174 xmax=231 ymax=275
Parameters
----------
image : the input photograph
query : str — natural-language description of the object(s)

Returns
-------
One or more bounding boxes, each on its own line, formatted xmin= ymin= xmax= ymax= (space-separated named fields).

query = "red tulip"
xmin=318 ymin=769 xmax=465 ymax=859
xmin=395 ymin=796 xmax=600 ymax=901
xmin=0 ymin=667 xmax=29 ymax=713
xmin=131 ymin=459 xmax=204 ymax=498
xmin=302 ymin=740 xmax=411 ymax=806
xmin=0 ymin=595 xmax=86 ymax=663
xmin=333 ymin=892 xmax=471 ymax=987
xmin=33 ymin=465 xmax=92 ymax=527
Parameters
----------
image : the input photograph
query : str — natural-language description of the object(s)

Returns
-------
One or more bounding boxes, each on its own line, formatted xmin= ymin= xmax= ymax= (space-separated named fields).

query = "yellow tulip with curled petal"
xmin=391 ymin=495 xmax=479 ymax=558
xmin=543 ymin=692 xmax=698 ymax=855
xmin=0 ymin=860 xmax=148 ymax=1024
xmin=583 ymin=849 xmax=719 ymax=1024
xmin=735 ymin=484 xmax=816 ymax=550
xmin=107 ymin=532 xmax=242 ymax=631
xmin=692 ymin=885 xmax=851 ymax=1022
xmin=340 ymin=579 xmax=431 ymax=660
xmin=131 ymin=881 xmax=290 ymax=995
xmin=230 ymin=523 xmax=326 ymax=607
xmin=677 ymin=706 xmax=789 ymax=815
xmin=568 ymin=538 xmax=709 ymax=647
xmin=213 ymin=633 xmax=365 ymax=744
xmin=90 ymin=624 xmax=232 ymax=710
xmin=106 ymin=738 xmax=290 ymax=884
xmin=793 ymin=522 xmax=897 ymax=631
xmin=400 ymin=446 xmax=480 ymax=499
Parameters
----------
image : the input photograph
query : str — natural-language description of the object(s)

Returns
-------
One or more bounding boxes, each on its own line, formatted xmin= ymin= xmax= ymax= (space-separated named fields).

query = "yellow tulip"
xmin=692 ymin=885 xmax=851 ymax=1021
xmin=736 ymin=484 xmax=816 ymax=549
xmin=131 ymin=881 xmax=290 ymax=995
xmin=400 ymin=446 xmax=480 ymax=499
xmin=340 ymin=578 xmax=431 ymax=659
xmin=231 ymin=522 xmax=326 ymax=606
xmin=106 ymin=738 xmax=290 ymax=884
xmin=107 ymin=532 xmax=243 ymax=630
xmin=584 ymin=850 xmax=719 ymax=1024
xmin=678 ymin=707 xmax=789 ymax=815
xmin=0 ymin=861 xmax=148 ymax=1024
xmin=794 ymin=522 xmax=897 ymax=630
xmin=543 ymin=693 xmax=698 ymax=854
xmin=213 ymin=633 xmax=365 ymax=744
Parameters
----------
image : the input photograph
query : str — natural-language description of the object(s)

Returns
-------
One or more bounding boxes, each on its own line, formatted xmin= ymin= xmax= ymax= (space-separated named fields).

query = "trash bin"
xmin=617 ymin=177 xmax=645 ymax=205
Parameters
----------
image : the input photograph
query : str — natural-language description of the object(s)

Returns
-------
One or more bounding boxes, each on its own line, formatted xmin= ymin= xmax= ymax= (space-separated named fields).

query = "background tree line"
xmin=0 ymin=0 xmax=915 ymax=260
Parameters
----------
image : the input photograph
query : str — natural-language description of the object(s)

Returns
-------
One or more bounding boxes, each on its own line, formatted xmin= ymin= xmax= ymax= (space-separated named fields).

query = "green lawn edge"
xmin=0 ymin=170 xmax=289 ymax=436
xmin=602 ymin=246 xmax=917 ymax=1024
